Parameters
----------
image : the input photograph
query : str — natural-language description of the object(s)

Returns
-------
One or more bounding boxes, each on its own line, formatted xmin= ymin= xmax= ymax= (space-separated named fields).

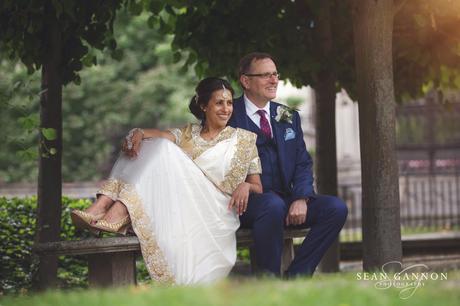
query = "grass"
xmin=2 ymin=272 xmax=459 ymax=306
xmin=339 ymin=226 xmax=460 ymax=242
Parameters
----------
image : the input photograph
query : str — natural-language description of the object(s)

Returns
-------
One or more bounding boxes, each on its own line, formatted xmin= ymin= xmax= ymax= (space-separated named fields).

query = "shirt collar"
xmin=244 ymin=94 xmax=271 ymax=116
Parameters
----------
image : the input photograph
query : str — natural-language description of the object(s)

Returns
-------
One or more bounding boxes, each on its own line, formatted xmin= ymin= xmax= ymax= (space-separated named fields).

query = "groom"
xmin=228 ymin=52 xmax=348 ymax=277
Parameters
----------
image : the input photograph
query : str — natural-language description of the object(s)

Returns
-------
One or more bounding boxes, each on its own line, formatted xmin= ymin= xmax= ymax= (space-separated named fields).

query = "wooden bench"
xmin=33 ymin=228 xmax=309 ymax=287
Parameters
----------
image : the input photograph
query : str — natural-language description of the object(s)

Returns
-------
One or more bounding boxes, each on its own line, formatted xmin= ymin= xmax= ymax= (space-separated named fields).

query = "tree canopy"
xmin=165 ymin=0 xmax=460 ymax=102
xmin=0 ymin=12 xmax=196 ymax=183
xmin=0 ymin=0 xmax=127 ymax=84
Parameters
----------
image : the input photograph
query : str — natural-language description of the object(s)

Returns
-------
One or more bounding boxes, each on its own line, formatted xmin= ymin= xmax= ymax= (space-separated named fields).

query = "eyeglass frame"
xmin=243 ymin=71 xmax=280 ymax=80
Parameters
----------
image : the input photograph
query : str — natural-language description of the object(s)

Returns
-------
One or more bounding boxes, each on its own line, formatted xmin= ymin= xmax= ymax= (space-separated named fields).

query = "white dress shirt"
xmin=244 ymin=95 xmax=273 ymax=136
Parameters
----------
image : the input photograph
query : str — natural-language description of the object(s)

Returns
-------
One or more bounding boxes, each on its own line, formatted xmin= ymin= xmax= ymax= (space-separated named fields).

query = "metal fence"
xmin=339 ymin=171 xmax=460 ymax=241
xmin=340 ymin=93 xmax=460 ymax=241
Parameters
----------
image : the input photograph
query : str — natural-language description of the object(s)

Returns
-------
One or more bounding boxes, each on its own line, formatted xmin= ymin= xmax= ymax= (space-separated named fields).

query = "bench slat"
xmin=33 ymin=228 xmax=310 ymax=256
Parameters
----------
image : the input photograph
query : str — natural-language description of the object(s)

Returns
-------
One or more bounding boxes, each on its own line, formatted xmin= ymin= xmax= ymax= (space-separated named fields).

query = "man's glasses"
xmin=244 ymin=72 xmax=280 ymax=80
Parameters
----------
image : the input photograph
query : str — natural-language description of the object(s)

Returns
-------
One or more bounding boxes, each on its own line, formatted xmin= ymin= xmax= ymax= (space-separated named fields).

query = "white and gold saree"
xmin=97 ymin=124 xmax=260 ymax=285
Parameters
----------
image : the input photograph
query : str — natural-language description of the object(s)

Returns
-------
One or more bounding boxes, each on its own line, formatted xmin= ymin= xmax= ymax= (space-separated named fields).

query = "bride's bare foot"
xmin=92 ymin=201 xmax=131 ymax=235
xmin=99 ymin=201 xmax=129 ymax=223
xmin=85 ymin=195 xmax=115 ymax=218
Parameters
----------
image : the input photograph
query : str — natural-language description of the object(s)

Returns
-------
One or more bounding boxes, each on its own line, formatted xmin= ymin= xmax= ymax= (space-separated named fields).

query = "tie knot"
xmin=256 ymin=109 xmax=267 ymax=117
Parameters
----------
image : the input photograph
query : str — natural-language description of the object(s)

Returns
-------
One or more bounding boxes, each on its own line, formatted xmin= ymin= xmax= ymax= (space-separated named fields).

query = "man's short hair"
xmin=238 ymin=52 xmax=276 ymax=76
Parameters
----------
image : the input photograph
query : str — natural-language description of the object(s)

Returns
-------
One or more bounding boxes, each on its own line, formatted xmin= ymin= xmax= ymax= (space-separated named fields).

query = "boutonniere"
xmin=274 ymin=105 xmax=295 ymax=124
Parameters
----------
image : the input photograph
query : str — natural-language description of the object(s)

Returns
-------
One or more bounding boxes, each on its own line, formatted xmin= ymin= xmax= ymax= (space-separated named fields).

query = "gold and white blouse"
xmin=169 ymin=124 xmax=261 ymax=195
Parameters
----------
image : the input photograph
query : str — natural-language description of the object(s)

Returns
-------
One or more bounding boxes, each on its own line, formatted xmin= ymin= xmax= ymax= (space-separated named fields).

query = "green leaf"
xmin=148 ymin=1 xmax=164 ymax=15
xmin=81 ymin=54 xmax=96 ymax=67
xmin=129 ymin=0 xmax=143 ymax=16
xmin=111 ymin=49 xmax=124 ymax=61
xmin=41 ymin=128 xmax=57 ymax=141
xmin=16 ymin=147 xmax=38 ymax=161
xmin=13 ymin=81 xmax=23 ymax=90
xmin=147 ymin=15 xmax=158 ymax=28
xmin=18 ymin=114 xmax=39 ymax=130
xmin=172 ymin=51 xmax=181 ymax=63
xmin=164 ymin=4 xmax=176 ymax=16
xmin=73 ymin=75 xmax=81 ymax=86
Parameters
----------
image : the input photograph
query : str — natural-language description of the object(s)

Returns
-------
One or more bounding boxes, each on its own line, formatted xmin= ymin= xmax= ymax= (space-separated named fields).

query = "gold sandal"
xmin=92 ymin=215 xmax=131 ymax=235
xmin=70 ymin=210 xmax=105 ymax=235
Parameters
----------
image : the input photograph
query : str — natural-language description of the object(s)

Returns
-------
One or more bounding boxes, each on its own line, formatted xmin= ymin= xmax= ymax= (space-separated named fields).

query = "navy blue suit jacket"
xmin=228 ymin=96 xmax=315 ymax=201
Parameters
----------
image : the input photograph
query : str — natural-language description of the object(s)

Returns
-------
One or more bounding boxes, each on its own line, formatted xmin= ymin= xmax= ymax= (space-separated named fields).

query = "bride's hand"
xmin=228 ymin=182 xmax=250 ymax=215
xmin=122 ymin=129 xmax=143 ymax=158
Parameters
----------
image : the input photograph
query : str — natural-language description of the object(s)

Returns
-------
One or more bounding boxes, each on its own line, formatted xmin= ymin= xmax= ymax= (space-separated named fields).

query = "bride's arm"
xmin=228 ymin=174 xmax=262 ymax=215
xmin=141 ymin=129 xmax=175 ymax=142
xmin=245 ymin=174 xmax=262 ymax=194
xmin=122 ymin=128 xmax=175 ymax=157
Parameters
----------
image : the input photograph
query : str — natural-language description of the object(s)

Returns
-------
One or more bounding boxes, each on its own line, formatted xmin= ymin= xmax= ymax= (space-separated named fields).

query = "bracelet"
xmin=126 ymin=128 xmax=144 ymax=150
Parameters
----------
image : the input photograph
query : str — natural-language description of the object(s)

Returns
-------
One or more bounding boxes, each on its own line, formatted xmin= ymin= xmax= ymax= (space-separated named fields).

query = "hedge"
xmin=0 ymin=197 xmax=98 ymax=294
xmin=0 ymin=197 xmax=154 ymax=294
xmin=0 ymin=196 xmax=251 ymax=295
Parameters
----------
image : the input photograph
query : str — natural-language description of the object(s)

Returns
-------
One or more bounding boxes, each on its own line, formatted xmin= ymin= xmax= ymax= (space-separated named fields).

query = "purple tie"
xmin=257 ymin=109 xmax=272 ymax=139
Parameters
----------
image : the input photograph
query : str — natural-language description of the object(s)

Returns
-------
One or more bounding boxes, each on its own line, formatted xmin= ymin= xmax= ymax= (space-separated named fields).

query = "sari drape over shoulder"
xmin=97 ymin=124 xmax=260 ymax=284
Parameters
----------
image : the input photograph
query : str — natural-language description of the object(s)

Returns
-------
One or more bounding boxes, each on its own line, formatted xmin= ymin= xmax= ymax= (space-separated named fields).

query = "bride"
xmin=71 ymin=77 xmax=262 ymax=285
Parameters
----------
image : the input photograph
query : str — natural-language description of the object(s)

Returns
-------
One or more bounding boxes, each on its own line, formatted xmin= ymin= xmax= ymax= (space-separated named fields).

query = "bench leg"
xmin=88 ymin=252 xmax=137 ymax=287
xmin=281 ymin=238 xmax=295 ymax=276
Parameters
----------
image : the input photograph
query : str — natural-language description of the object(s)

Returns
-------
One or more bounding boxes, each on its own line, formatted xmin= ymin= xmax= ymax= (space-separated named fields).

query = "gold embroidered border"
xmin=188 ymin=124 xmax=235 ymax=160
xmin=98 ymin=179 xmax=175 ymax=284
xmin=219 ymin=129 xmax=259 ymax=194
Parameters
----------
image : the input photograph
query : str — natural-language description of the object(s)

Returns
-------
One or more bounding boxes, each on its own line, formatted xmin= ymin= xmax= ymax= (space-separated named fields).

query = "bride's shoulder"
xmin=235 ymin=128 xmax=257 ymax=141
xmin=185 ymin=123 xmax=202 ymax=135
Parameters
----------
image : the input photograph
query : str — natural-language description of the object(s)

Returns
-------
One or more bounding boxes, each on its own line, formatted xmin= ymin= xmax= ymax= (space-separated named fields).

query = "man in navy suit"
xmin=228 ymin=52 xmax=348 ymax=277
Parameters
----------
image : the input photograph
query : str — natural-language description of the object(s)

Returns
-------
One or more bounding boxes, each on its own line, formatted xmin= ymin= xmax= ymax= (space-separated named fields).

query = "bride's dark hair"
xmin=189 ymin=77 xmax=234 ymax=122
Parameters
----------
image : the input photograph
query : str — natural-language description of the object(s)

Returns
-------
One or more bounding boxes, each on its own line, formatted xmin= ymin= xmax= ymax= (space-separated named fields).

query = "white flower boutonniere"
xmin=274 ymin=105 xmax=294 ymax=124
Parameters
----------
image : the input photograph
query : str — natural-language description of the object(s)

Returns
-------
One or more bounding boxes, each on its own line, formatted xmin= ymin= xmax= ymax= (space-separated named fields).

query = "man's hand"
xmin=228 ymin=182 xmax=251 ymax=215
xmin=286 ymin=198 xmax=308 ymax=226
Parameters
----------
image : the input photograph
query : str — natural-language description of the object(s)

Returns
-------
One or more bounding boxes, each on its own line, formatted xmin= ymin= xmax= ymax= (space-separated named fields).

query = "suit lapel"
xmin=270 ymin=102 xmax=288 ymax=184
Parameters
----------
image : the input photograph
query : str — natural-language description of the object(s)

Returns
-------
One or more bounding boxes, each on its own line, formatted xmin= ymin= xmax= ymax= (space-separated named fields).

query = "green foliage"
xmin=0 ymin=197 xmax=93 ymax=294
xmin=167 ymin=0 xmax=321 ymax=85
xmin=0 ymin=0 xmax=125 ymax=84
xmin=286 ymin=97 xmax=304 ymax=109
xmin=0 ymin=196 xmax=155 ymax=294
xmin=0 ymin=64 xmax=41 ymax=182
xmin=163 ymin=0 xmax=460 ymax=103
xmin=159 ymin=0 xmax=355 ymax=89
xmin=0 ymin=12 xmax=196 ymax=183
xmin=236 ymin=247 xmax=250 ymax=263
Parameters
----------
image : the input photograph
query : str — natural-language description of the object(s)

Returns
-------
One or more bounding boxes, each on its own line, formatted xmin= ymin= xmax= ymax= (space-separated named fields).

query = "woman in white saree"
xmin=71 ymin=78 xmax=262 ymax=285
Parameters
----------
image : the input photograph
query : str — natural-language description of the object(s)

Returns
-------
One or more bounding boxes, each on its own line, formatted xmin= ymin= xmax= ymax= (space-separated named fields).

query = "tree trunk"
xmin=314 ymin=2 xmax=340 ymax=272
xmin=35 ymin=8 xmax=62 ymax=290
xmin=349 ymin=0 xmax=402 ymax=271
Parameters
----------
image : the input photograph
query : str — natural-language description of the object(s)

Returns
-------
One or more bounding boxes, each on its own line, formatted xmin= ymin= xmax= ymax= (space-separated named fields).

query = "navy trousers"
xmin=240 ymin=192 xmax=348 ymax=276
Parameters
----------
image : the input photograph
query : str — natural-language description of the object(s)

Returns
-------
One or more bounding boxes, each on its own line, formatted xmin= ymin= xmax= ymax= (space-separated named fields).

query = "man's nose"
xmin=269 ymin=77 xmax=278 ymax=84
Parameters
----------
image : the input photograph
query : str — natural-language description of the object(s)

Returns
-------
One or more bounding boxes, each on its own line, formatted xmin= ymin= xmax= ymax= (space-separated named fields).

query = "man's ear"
xmin=240 ymin=75 xmax=249 ymax=90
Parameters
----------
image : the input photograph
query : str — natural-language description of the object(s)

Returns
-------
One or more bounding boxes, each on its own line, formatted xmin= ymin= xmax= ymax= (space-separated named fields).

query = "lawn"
xmin=2 ymin=272 xmax=459 ymax=306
